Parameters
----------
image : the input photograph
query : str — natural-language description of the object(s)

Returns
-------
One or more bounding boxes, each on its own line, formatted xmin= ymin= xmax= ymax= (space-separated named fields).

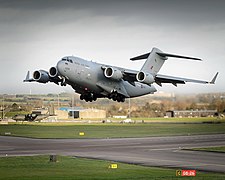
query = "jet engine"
xmin=136 ymin=71 xmax=155 ymax=84
xmin=33 ymin=70 xmax=50 ymax=83
xmin=104 ymin=67 xmax=123 ymax=81
xmin=49 ymin=67 xmax=58 ymax=77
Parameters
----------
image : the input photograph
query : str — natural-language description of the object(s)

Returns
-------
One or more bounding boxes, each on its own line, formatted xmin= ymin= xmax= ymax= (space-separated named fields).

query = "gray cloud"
xmin=0 ymin=0 xmax=225 ymax=94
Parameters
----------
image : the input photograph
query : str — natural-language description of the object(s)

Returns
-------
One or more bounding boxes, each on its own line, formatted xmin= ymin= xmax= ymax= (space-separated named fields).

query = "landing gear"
xmin=60 ymin=77 xmax=67 ymax=86
xmin=80 ymin=92 xmax=125 ymax=103
xmin=80 ymin=93 xmax=97 ymax=102
xmin=108 ymin=93 xmax=125 ymax=102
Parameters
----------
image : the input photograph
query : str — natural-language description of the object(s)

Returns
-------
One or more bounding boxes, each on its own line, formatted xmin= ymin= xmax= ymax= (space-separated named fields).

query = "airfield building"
xmin=58 ymin=107 xmax=106 ymax=119
xmin=166 ymin=110 xmax=217 ymax=118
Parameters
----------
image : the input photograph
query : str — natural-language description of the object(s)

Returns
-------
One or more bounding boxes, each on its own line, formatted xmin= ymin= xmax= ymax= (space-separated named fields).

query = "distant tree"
xmin=175 ymin=101 xmax=186 ymax=110
xmin=189 ymin=102 xmax=198 ymax=110
xmin=11 ymin=103 xmax=19 ymax=111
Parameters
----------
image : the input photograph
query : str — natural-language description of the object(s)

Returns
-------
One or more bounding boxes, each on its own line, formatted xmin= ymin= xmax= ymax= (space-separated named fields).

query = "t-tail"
xmin=130 ymin=47 xmax=202 ymax=76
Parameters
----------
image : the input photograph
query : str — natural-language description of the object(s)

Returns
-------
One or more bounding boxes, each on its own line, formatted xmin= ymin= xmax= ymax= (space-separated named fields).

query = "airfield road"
xmin=0 ymin=134 xmax=225 ymax=173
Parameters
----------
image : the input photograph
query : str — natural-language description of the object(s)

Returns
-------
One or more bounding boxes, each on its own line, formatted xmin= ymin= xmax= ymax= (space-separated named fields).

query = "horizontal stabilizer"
xmin=130 ymin=49 xmax=202 ymax=61
xmin=130 ymin=53 xmax=150 ymax=61
xmin=156 ymin=52 xmax=202 ymax=61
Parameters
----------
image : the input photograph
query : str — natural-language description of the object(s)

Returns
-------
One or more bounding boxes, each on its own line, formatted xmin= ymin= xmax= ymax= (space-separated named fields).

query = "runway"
xmin=1 ymin=134 xmax=225 ymax=173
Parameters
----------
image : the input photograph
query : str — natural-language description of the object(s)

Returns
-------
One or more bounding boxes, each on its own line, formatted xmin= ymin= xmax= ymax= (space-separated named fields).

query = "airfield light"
xmin=79 ymin=132 xmax=85 ymax=136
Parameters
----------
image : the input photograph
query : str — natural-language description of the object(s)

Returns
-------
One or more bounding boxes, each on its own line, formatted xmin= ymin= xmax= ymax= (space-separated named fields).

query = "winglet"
xmin=23 ymin=71 xmax=34 ymax=82
xmin=209 ymin=72 xmax=219 ymax=84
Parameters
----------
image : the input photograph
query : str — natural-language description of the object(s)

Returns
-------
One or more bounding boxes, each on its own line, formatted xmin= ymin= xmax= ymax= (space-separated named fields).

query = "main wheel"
xmin=80 ymin=94 xmax=84 ymax=100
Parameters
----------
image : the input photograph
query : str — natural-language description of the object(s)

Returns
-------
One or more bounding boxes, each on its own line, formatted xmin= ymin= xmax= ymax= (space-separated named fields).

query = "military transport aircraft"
xmin=24 ymin=47 xmax=218 ymax=102
xmin=12 ymin=113 xmax=49 ymax=122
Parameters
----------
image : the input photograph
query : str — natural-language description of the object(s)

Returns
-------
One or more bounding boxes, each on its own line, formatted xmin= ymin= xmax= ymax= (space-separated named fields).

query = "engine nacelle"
xmin=104 ymin=67 xmax=123 ymax=81
xmin=136 ymin=71 xmax=155 ymax=84
xmin=49 ymin=67 xmax=58 ymax=78
xmin=33 ymin=70 xmax=50 ymax=83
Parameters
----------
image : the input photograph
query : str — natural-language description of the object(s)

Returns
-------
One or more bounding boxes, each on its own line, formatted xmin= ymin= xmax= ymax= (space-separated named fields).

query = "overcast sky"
xmin=0 ymin=0 xmax=225 ymax=95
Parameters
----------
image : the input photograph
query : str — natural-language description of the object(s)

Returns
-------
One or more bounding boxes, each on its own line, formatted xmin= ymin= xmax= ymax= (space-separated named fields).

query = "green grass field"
xmin=129 ymin=117 xmax=225 ymax=123
xmin=191 ymin=146 xmax=225 ymax=153
xmin=0 ymin=122 xmax=225 ymax=138
xmin=0 ymin=155 xmax=224 ymax=180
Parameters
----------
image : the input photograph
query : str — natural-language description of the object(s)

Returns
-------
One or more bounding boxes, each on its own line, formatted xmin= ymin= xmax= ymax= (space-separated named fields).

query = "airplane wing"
xmin=122 ymin=70 xmax=138 ymax=86
xmin=23 ymin=70 xmax=62 ymax=85
xmin=155 ymin=72 xmax=218 ymax=86
xmin=122 ymin=70 xmax=218 ymax=87
xmin=101 ymin=64 xmax=218 ymax=87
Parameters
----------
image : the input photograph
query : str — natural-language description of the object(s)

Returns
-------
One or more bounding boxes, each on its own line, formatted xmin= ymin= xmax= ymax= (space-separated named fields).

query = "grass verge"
xmin=190 ymin=146 xmax=225 ymax=153
xmin=0 ymin=155 xmax=224 ymax=180
xmin=0 ymin=123 xmax=225 ymax=138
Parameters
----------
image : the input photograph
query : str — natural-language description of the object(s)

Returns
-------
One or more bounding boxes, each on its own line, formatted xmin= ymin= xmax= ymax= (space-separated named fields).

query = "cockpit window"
xmin=62 ymin=57 xmax=73 ymax=63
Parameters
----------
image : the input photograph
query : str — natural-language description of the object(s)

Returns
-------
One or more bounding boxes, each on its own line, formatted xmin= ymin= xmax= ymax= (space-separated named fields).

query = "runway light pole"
xmin=72 ymin=94 xmax=74 ymax=118
xmin=128 ymin=98 xmax=131 ymax=118
xmin=2 ymin=95 xmax=4 ymax=120
xmin=1 ymin=98 xmax=2 ymax=120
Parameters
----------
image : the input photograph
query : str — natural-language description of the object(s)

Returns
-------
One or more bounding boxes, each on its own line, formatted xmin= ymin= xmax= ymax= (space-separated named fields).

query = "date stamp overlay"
xmin=176 ymin=170 xmax=196 ymax=177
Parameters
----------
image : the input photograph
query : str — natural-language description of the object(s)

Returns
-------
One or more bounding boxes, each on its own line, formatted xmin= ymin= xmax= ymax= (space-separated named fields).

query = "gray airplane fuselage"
xmin=56 ymin=56 xmax=156 ymax=101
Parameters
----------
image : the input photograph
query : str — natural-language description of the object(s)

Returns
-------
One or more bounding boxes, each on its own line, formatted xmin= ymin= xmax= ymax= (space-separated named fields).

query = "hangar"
xmin=58 ymin=107 xmax=106 ymax=119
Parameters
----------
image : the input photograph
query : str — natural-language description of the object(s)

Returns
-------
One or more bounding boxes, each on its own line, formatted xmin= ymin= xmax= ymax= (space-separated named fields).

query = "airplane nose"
xmin=57 ymin=60 xmax=64 ymax=75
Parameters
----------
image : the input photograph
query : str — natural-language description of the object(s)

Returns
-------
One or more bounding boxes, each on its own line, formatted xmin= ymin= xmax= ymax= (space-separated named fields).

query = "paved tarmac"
xmin=0 ymin=134 xmax=225 ymax=173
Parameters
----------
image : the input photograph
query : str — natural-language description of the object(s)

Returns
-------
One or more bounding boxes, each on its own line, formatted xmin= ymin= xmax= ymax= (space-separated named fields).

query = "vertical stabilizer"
xmin=130 ymin=48 xmax=167 ymax=75
xmin=140 ymin=48 xmax=166 ymax=75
